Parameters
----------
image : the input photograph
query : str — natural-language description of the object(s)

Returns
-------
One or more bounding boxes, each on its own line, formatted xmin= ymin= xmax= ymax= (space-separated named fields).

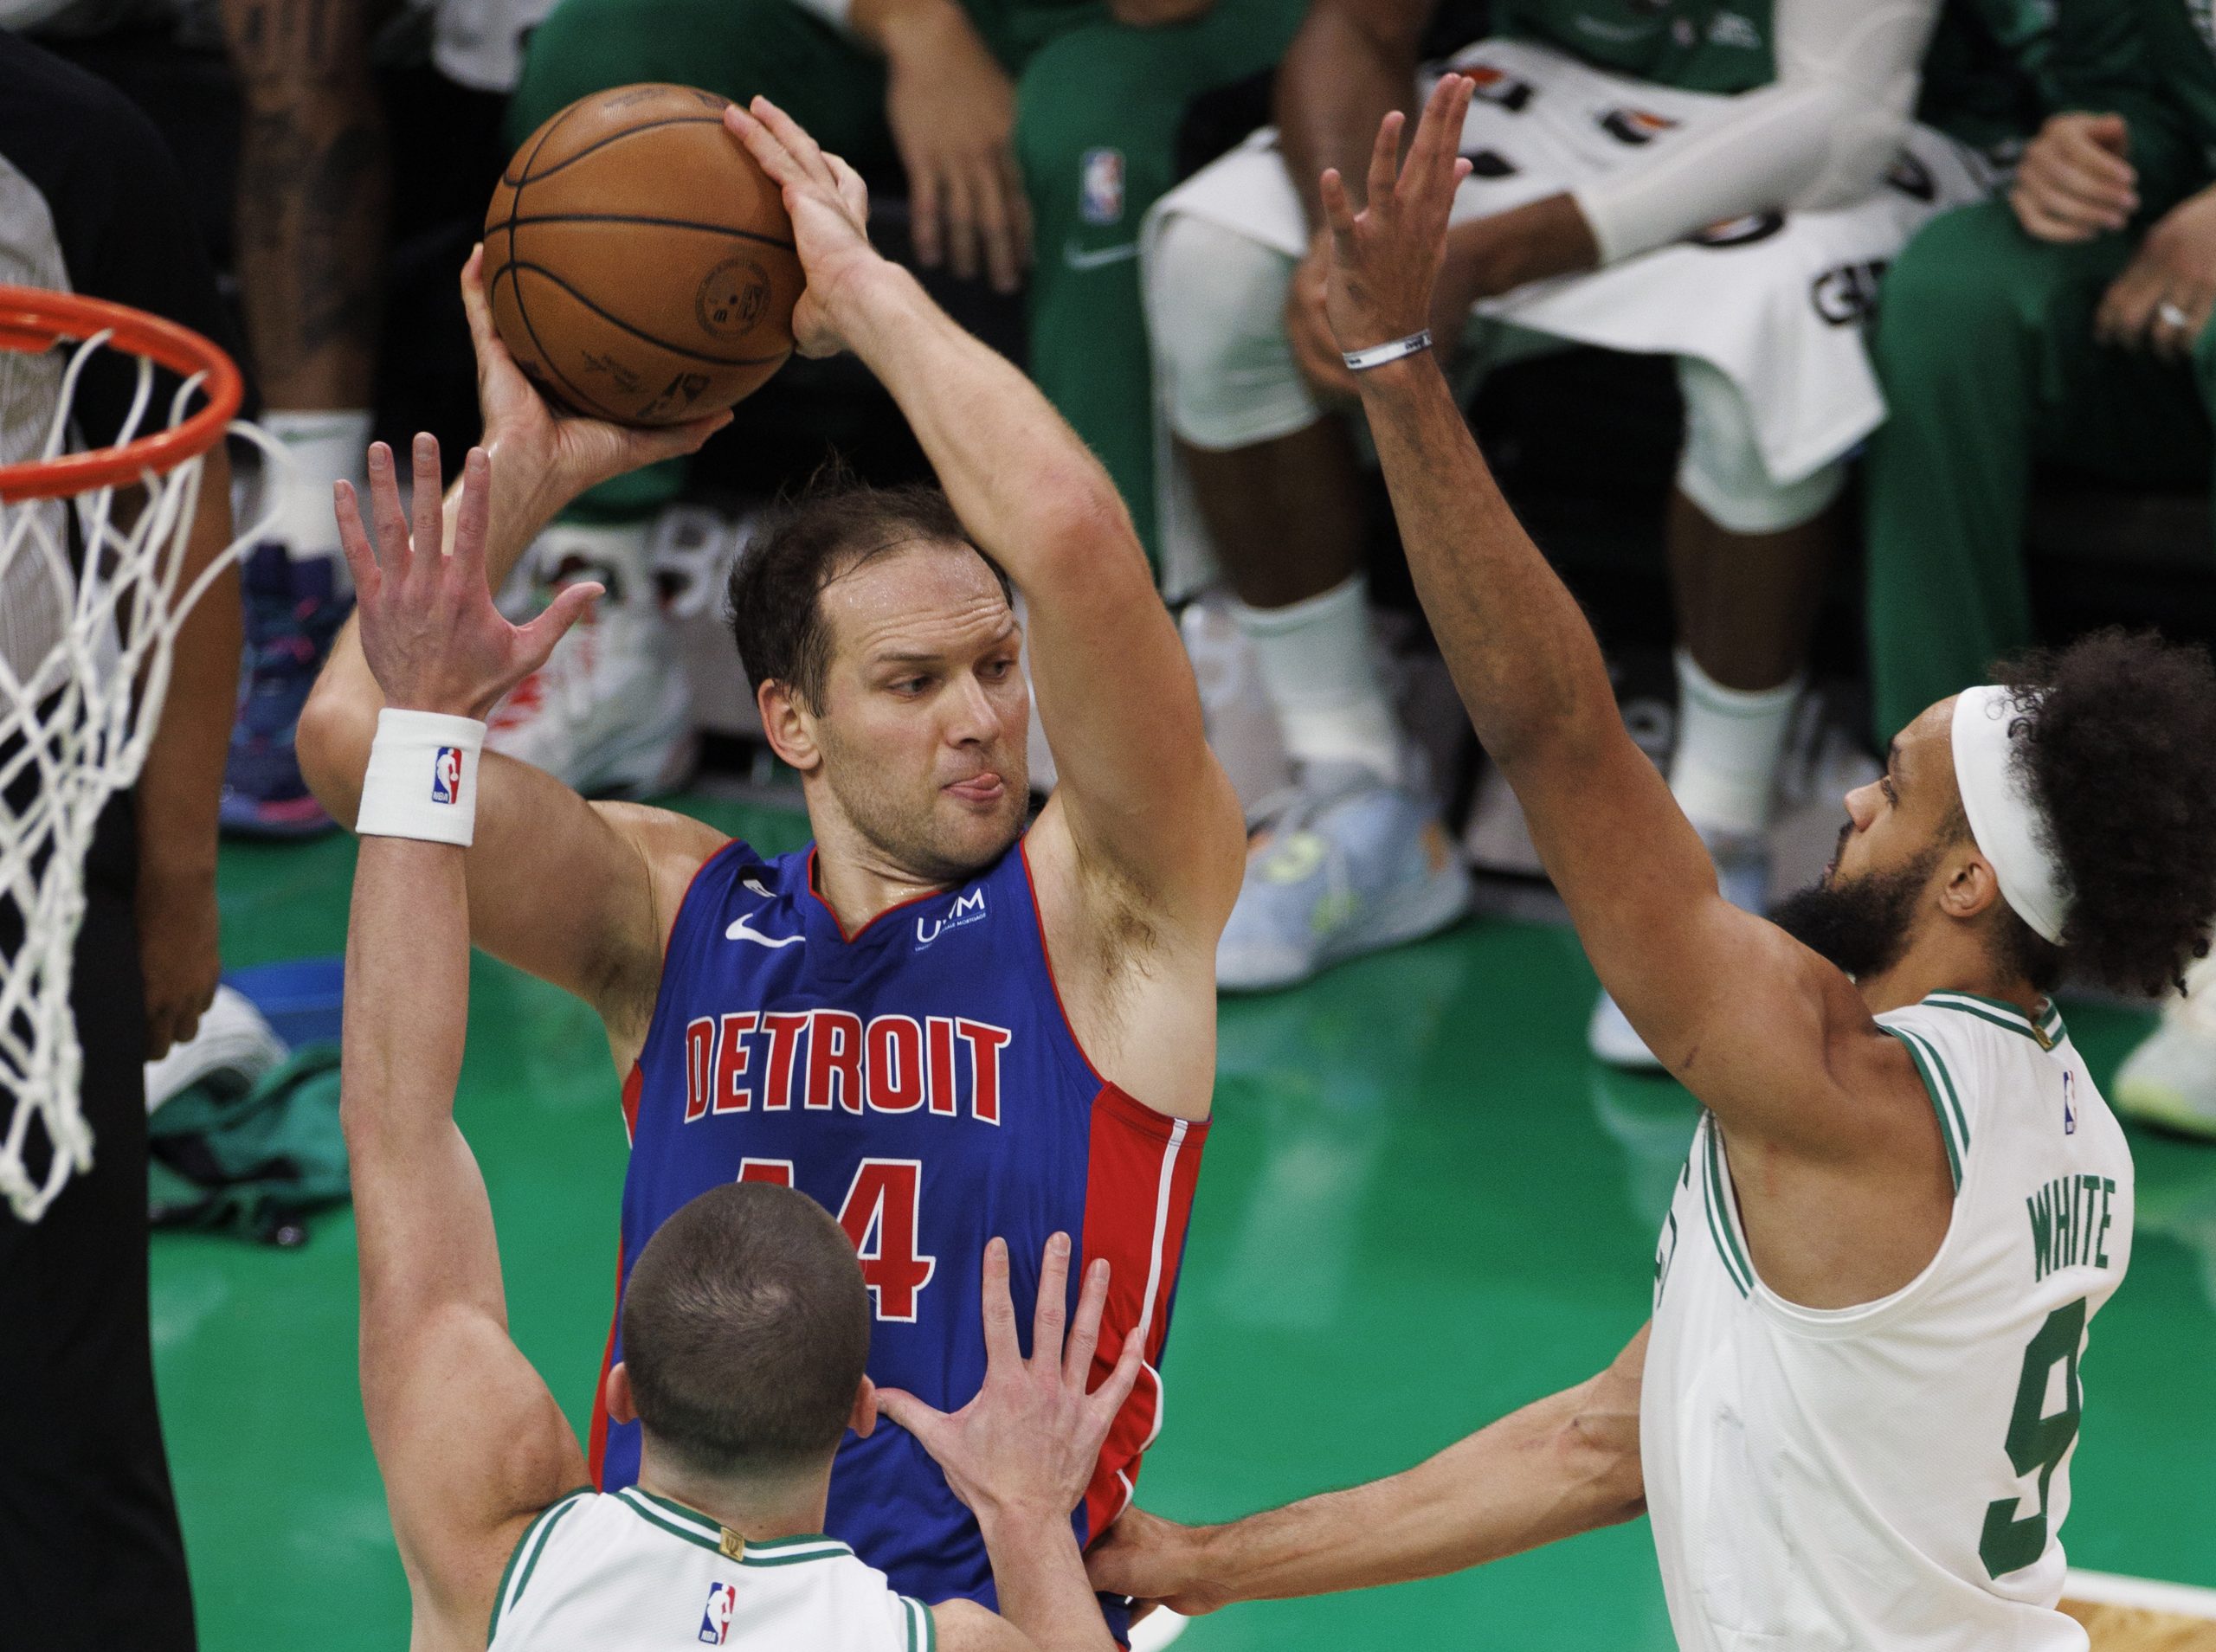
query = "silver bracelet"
xmin=1342 ymin=329 xmax=1433 ymax=371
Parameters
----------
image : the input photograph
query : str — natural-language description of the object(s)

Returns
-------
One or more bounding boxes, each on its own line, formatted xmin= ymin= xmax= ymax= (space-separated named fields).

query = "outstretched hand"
xmin=459 ymin=247 xmax=729 ymax=517
xmin=1318 ymin=74 xmax=1475 ymax=357
xmin=877 ymin=1234 xmax=1143 ymax=1523
xmin=725 ymin=97 xmax=881 ymax=359
xmin=335 ymin=434 xmax=602 ymax=720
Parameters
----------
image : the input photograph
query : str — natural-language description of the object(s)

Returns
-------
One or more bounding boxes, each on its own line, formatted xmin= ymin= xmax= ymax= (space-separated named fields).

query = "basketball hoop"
xmin=0 ymin=286 xmax=274 ymax=1223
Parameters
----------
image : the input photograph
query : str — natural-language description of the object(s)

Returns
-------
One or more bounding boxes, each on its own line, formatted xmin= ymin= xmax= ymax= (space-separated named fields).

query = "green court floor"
xmin=164 ymin=795 xmax=2216 ymax=1649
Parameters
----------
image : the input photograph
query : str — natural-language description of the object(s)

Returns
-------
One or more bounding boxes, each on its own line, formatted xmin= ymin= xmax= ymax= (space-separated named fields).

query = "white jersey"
xmin=486 ymin=1486 xmax=934 ymax=1652
xmin=1645 ymin=993 xmax=2133 ymax=1652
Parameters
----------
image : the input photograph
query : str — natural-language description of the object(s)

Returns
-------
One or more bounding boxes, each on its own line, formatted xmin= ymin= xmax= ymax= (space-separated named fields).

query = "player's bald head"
xmin=620 ymin=1180 xmax=870 ymax=1480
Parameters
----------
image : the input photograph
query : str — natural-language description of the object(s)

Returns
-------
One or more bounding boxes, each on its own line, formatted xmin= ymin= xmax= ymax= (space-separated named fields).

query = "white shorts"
xmin=1142 ymin=37 xmax=1994 ymax=593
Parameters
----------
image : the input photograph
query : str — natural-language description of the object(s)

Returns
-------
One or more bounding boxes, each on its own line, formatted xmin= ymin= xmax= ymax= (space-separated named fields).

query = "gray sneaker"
xmin=1588 ymin=826 xmax=1769 ymax=1070
xmin=1217 ymin=762 xmax=1472 ymax=993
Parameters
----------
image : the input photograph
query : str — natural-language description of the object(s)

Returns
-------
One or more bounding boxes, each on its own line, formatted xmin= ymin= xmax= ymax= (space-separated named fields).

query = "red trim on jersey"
xmin=1078 ymin=1083 xmax=1208 ymax=1546
xmin=620 ymin=1063 xmax=642 ymax=1145
xmin=587 ymin=1234 xmax=627 ymax=1488
xmin=1015 ymin=836 xmax=1106 ymax=1090
xmin=805 ymin=846 xmax=952 ymax=943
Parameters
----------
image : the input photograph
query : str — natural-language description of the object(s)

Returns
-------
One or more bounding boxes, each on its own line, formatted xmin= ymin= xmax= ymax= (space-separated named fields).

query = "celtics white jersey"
xmin=486 ymin=1486 xmax=934 ymax=1652
xmin=1646 ymin=993 xmax=2132 ymax=1652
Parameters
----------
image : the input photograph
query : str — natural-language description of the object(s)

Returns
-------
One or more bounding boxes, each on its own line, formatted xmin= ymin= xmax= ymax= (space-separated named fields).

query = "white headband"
xmin=1951 ymin=685 xmax=2070 ymax=945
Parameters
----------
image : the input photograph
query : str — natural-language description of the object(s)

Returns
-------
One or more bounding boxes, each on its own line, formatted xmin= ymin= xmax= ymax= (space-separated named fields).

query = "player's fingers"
xmin=980 ymin=1236 xmax=1022 ymax=1368
xmin=1412 ymin=76 xmax=1472 ymax=205
xmin=2097 ymin=268 xmax=2155 ymax=348
xmin=636 ymin=409 xmax=734 ymax=466
xmin=974 ymin=160 xmax=1021 ymax=294
xmin=1317 ymin=166 xmax=1357 ymax=248
xmin=459 ymin=243 xmax=495 ymax=346
xmin=452 ymin=447 xmax=493 ymax=589
xmin=1000 ymin=151 xmax=1033 ymax=269
xmin=2041 ymin=156 xmax=2135 ymax=225
xmin=1064 ymin=1256 xmax=1110 ymax=1389
xmin=516 ymin=581 xmax=603 ymax=672
xmin=828 ymin=151 xmax=872 ymax=228
xmin=943 ymin=164 xmax=982 ymax=283
xmin=1031 ymin=1231 xmax=1071 ymax=1365
xmin=906 ymin=154 xmax=944 ymax=267
xmin=1365 ymin=109 xmax=1403 ymax=215
xmin=873 ymin=1387 xmax=951 ymax=1450
xmin=366 ymin=443 xmax=414 ymax=575
xmin=332 ymin=481 xmax=381 ymax=600
xmin=1091 ymin=1321 xmax=1146 ymax=1424
xmin=750 ymin=97 xmax=837 ymax=192
xmin=2056 ymin=128 xmax=2137 ymax=195
xmin=2012 ymin=188 xmax=2094 ymax=245
xmin=409 ymin=433 xmax=446 ymax=569
xmin=725 ymin=104 xmax=805 ymax=192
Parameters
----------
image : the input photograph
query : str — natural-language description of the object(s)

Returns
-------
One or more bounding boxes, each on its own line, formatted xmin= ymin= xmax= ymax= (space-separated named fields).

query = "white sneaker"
xmin=486 ymin=518 xmax=696 ymax=796
xmin=1217 ymin=762 xmax=1471 ymax=992
xmin=2115 ymin=950 xmax=2216 ymax=1141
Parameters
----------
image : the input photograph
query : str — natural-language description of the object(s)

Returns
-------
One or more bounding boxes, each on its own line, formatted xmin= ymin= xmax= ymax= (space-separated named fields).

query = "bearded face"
xmin=1771 ymin=838 xmax=1945 ymax=980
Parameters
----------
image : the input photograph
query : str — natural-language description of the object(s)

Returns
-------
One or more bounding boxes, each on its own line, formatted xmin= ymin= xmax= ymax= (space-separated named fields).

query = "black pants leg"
xmin=0 ymin=796 xmax=196 ymax=1650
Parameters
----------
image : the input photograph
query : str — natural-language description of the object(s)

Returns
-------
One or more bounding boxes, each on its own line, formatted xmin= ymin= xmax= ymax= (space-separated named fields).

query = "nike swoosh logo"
xmin=725 ymin=912 xmax=804 ymax=948
xmin=1063 ymin=238 xmax=1139 ymax=271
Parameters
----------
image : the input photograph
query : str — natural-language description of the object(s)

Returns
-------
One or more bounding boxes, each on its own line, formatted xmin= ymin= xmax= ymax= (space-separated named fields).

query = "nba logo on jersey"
xmin=2063 ymin=1070 xmax=2078 ymax=1135
xmin=697 ymin=1580 xmax=735 ymax=1644
xmin=1079 ymin=149 xmax=1124 ymax=225
xmin=431 ymin=747 xmax=463 ymax=806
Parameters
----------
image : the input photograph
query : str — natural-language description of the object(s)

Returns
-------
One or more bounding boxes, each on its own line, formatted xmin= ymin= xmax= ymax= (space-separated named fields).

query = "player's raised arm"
xmin=1086 ymin=1325 xmax=1646 ymax=1611
xmin=725 ymin=97 xmax=1245 ymax=922
xmin=336 ymin=439 xmax=595 ymax=1637
xmin=299 ymin=257 xmax=731 ymax=1059
xmin=1317 ymin=80 xmax=1866 ymax=1138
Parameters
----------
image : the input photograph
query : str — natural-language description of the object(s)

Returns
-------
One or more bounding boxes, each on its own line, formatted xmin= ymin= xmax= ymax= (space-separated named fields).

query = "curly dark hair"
xmin=1993 ymin=629 xmax=2216 ymax=997
xmin=725 ymin=459 xmax=1010 ymax=711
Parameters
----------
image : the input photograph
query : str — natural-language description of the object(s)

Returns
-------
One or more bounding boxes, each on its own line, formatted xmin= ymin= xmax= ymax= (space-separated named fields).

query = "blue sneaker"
xmin=1588 ymin=826 xmax=1769 ymax=1069
xmin=1216 ymin=762 xmax=1472 ymax=993
xmin=220 ymin=543 xmax=353 ymax=838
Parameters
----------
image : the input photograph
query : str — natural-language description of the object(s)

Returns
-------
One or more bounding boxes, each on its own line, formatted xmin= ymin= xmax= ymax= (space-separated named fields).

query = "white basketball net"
xmin=0 ymin=328 xmax=271 ymax=1223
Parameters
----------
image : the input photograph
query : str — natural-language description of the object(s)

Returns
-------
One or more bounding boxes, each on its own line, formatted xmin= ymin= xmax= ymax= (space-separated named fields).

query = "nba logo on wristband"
xmin=432 ymin=747 xmax=463 ymax=806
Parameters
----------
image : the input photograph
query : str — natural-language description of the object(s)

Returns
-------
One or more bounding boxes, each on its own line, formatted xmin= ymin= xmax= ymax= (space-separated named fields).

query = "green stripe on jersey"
xmin=1702 ymin=1121 xmax=1754 ymax=1296
xmin=616 ymin=1488 xmax=723 ymax=1555
xmin=903 ymin=1596 xmax=932 ymax=1652
xmin=1885 ymin=1026 xmax=1965 ymax=1189
xmin=489 ymin=1488 xmax=592 ymax=1644
xmin=616 ymin=1491 xmax=854 ymax=1565
xmin=1926 ymin=991 xmax=2066 ymax=1049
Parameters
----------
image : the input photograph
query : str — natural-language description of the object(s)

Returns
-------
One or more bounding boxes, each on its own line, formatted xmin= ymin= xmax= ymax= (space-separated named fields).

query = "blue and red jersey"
xmin=593 ymin=832 xmax=1206 ymax=1621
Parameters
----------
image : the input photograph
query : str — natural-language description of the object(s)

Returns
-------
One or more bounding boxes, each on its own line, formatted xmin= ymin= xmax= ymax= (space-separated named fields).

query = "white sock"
xmin=263 ymin=409 xmax=372 ymax=582
xmin=1234 ymin=575 xmax=1401 ymax=785
xmin=1668 ymin=646 xmax=1802 ymax=839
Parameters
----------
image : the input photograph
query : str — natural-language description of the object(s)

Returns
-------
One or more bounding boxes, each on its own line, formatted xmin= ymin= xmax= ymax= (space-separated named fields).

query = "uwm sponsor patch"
xmin=683 ymin=1006 xmax=1014 ymax=1123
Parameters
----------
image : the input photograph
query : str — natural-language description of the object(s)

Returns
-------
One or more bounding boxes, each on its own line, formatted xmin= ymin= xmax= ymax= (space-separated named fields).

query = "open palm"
xmin=334 ymin=434 xmax=601 ymax=721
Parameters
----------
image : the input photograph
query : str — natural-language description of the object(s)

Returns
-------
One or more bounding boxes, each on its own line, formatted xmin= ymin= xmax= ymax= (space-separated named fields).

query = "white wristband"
xmin=355 ymin=708 xmax=486 ymax=847
xmin=1342 ymin=329 xmax=1433 ymax=371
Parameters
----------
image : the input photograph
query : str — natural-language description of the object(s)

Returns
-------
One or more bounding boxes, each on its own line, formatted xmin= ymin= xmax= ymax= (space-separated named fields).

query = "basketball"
xmin=481 ymin=83 xmax=802 ymax=427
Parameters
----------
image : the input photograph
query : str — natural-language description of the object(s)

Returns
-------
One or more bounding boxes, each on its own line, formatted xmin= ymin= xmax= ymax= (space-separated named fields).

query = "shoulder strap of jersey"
xmin=1877 ymin=1003 xmax=1985 ymax=1192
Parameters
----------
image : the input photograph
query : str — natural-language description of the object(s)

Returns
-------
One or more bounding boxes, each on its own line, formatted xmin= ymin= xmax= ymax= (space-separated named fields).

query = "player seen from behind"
xmin=333 ymin=441 xmax=1145 ymax=1651
xmin=1090 ymin=76 xmax=2216 ymax=1650
xmin=300 ymin=96 xmax=1246 ymax=1632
